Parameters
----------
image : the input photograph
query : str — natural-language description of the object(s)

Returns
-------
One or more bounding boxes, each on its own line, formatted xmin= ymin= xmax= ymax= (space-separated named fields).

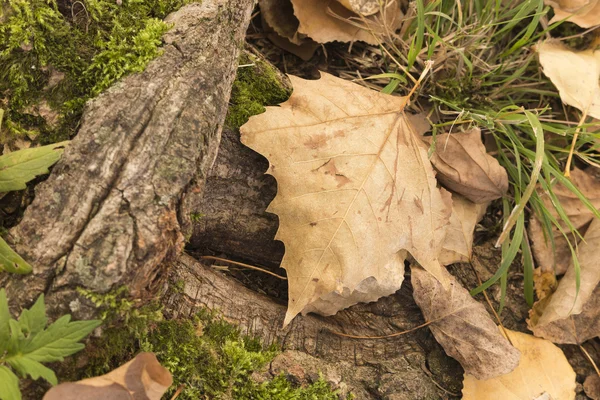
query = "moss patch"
xmin=66 ymin=290 xmax=344 ymax=399
xmin=0 ymin=0 xmax=193 ymax=145
xmin=225 ymin=52 xmax=291 ymax=130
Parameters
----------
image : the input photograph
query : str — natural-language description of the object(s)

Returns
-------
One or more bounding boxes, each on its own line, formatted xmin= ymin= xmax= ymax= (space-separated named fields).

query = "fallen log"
xmin=1 ymin=0 xmax=255 ymax=317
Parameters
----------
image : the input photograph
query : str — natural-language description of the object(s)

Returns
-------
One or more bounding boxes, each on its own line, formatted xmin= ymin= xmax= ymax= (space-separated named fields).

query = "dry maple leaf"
xmin=438 ymin=194 xmax=488 ymax=266
xmin=462 ymin=328 xmax=576 ymax=400
xmin=291 ymin=0 xmax=403 ymax=44
xmin=423 ymin=128 xmax=508 ymax=203
xmin=538 ymin=40 xmax=600 ymax=119
xmin=241 ymin=72 xmax=452 ymax=326
xmin=546 ymin=0 xmax=600 ymax=28
xmin=529 ymin=167 xmax=600 ymax=275
xmin=528 ymin=218 xmax=600 ymax=344
xmin=43 ymin=352 xmax=172 ymax=400
xmin=410 ymin=265 xmax=520 ymax=380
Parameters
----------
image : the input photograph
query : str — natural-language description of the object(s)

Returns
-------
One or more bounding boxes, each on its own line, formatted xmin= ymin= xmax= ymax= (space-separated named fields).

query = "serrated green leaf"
xmin=7 ymin=357 xmax=57 ymax=386
xmin=0 ymin=237 xmax=32 ymax=274
xmin=0 ymin=141 xmax=69 ymax=193
xmin=19 ymin=316 xmax=101 ymax=363
xmin=0 ymin=365 xmax=21 ymax=400
xmin=18 ymin=294 xmax=46 ymax=336
xmin=0 ymin=289 xmax=10 ymax=355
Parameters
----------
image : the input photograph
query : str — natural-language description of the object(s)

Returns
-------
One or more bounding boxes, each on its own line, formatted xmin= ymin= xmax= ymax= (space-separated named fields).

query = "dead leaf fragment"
xmin=438 ymin=194 xmax=488 ymax=266
xmin=241 ymin=72 xmax=452 ymax=326
xmin=462 ymin=328 xmax=576 ymax=400
xmin=584 ymin=374 xmax=600 ymax=400
xmin=43 ymin=352 xmax=172 ymax=400
xmin=291 ymin=0 xmax=403 ymax=44
xmin=528 ymin=218 xmax=600 ymax=344
xmin=423 ymin=128 xmax=509 ymax=203
xmin=528 ymin=167 xmax=600 ymax=275
xmin=410 ymin=265 xmax=520 ymax=380
xmin=538 ymin=40 xmax=600 ymax=119
xmin=545 ymin=0 xmax=600 ymax=28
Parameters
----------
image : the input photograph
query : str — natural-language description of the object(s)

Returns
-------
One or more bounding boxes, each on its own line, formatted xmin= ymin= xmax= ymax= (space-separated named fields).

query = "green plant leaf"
xmin=0 ymin=289 xmax=10 ymax=355
xmin=6 ymin=357 xmax=57 ymax=386
xmin=0 ymin=141 xmax=69 ymax=193
xmin=0 ymin=292 xmax=100 ymax=391
xmin=0 ymin=365 xmax=21 ymax=400
xmin=17 ymin=294 xmax=47 ymax=336
xmin=0 ymin=236 xmax=32 ymax=275
xmin=18 ymin=315 xmax=101 ymax=363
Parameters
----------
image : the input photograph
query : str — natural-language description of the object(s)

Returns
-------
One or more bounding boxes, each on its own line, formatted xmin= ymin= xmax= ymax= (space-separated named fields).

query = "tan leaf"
xmin=241 ymin=72 xmax=452 ymax=326
xmin=545 ymin=0 xmax=600 ymax=28
xmin=538 ymin=40 xmax=600 ymax=119
xmin=438 ymin=194 xmax=488 ymax=266
xmin=43 ymin=353 xmax=172 ymax=400
xmin=528 ymin=167 xmax=600 ymax=275
xmin=290 ymin=0 xmax=404 ymax=44
xmin=584 ymin=374 xmax=600 ymax=400
xmin=410 ymin=265 xmax=520 ymax=379
xmin=462 ymin=328 xmax=576 ymax=400
xmin=528 ymin=217 xmax=600 ymax=344
xmin=423 ymin=128 xmax=508 ymax=203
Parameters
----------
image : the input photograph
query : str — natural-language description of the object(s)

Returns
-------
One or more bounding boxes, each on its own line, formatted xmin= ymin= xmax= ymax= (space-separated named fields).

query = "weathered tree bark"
xmin=165 ymin=254 xmax=464 ymax=399
xmin=1 ymin=0 xmax=255 ymax=317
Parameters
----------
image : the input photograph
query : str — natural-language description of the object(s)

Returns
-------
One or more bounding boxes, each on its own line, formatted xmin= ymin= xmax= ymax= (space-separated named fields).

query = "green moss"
xmin=67 ymin=291 xmax=344 ymax=399
xmin=0 ymin=0 xmax=194 ymax=145
xmin=225 ymin=52 xmax=291 ymax=130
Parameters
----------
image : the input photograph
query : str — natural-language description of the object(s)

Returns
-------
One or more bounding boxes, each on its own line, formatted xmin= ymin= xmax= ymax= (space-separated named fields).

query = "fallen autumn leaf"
xmin=241 ymin=72 xmax=452 ymax=326
xmin=462 ymin=328 xmax=576 ymax=400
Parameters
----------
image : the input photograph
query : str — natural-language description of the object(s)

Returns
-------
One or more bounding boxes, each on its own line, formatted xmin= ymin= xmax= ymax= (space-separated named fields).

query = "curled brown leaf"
xmin=43 ymin=352 xmax=172 ymax=400
xmin=423 ymin=128 xmax=509 ymax=203
xmin=410 ymin=265 xmax=520 ymax=380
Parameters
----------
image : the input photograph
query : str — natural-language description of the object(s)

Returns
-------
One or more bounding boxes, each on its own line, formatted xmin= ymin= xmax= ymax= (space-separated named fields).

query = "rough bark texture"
xmin=166 ymin=254 xmax=464 ymax=399
xmin=1 ymin=0 xmax=255 ymax=317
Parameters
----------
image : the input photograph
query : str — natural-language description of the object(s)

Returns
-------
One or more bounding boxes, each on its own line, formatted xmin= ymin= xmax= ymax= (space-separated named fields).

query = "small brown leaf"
xmin=528 ymin=218 xmax=600 ymax=344
xmin=584 ymin=374 xmax=600 ymax=400
xmin=291 ymin=0 xmax=404 ymax=44
xmin=537 ymin=40 xmax=600 ymax=118
xmin=43 ymin=353 xmax=172 ymax=400
xmin=545 ymin=0 xmax=600 ymax=28
xmin=462 ymin=328 xmax=576 ymax=400
xmin=410 ymin=265 xmax=520 ymax=380
xmin=528 ymin=167 xmax=600 ymax=275
xmin=423 ymin=128 xmax=508 ymax=203
xmin=438 ymin=194 xmax=488 ymax=266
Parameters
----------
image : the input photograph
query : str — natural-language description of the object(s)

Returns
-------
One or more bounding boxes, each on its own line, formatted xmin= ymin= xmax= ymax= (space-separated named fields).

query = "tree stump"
xmin=1 ymin=0 xmax=255 ymax=318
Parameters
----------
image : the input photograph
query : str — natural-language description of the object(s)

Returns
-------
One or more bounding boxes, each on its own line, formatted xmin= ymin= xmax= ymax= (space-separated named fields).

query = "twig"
xmin=200 ymin=256 xmax=287 ymax=280
xmin=327 ymin=318 xmax=437 ymax=340
xmin=170 ymin=384 xmax=185 ymax=400
xmin=579 ymin=344 xmax=600 ymax=377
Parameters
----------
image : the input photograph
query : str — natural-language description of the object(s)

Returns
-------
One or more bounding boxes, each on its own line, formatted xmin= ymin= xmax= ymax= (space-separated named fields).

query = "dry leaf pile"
xmin=258 ymin=0 xmax=403 ymax=59
xmin=43 ymin=353 xmax=172 ymax=400
xmin=240 ymin=72 xmax=517 ymax=378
